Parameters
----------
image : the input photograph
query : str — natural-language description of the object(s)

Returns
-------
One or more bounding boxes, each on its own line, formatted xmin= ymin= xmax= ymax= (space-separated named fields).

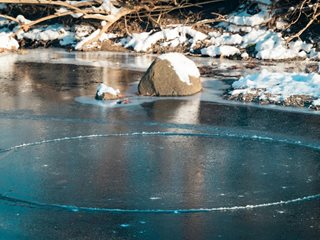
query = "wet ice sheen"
xmin=0 ymin=130 xmax=319 ymax=214
xmin=0 ymin=50 xmax=320 ymax=240
xmin=1 ymin=130 xmax=320 ymax=154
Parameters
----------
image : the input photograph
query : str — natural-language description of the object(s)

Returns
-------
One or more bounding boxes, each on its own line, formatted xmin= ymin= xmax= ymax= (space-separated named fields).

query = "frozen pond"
xmin=0 ymin=49 xmax=319 ymax=239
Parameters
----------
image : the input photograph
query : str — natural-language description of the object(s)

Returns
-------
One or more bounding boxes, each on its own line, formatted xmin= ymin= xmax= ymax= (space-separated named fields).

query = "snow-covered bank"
xmin=1 ymin=1 xmax=320 ymax=111
xmin=123 ymin=26 xmax=207 ymax=52
xmin=0 ymin=0 xmax=319 ymax=61
xmin=228 ymin=69 xmax=320 ymax=109
xmin=0 ymin=32 xmax=19 ymax=51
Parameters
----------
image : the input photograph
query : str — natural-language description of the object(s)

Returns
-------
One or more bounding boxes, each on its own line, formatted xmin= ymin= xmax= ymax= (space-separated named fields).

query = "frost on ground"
xmin=227 ymin=70 xmax=320 ymax=109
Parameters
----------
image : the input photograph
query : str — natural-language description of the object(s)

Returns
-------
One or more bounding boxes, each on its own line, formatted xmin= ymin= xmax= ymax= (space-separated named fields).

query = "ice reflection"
xmin=0 ymin=49 xmax=319 ymax=240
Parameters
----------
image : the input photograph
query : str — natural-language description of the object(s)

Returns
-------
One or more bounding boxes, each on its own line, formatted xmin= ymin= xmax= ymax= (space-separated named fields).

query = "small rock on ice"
xmin=95 ymin=83 xmax=120 ymax=100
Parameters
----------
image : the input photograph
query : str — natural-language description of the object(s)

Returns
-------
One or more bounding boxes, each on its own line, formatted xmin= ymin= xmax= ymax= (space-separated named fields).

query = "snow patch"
xmin=257 ymin=0 xmax=272 ymax=5
xmin=101 ymin=0 xmax=120 ymax=15
xmin=226 ymin=4 xmax=271 ymax=28
xmin=17 ymin=24 xmax=73 ymax=45
xmin=124 ymin=26 xmax=207 ymax=52
xmin=201 ymin=2 xmax=317 ymax=60
xmin=312 ymin=99 xmax=320 ymax=106
xmin=232 ymin=70 xmax=320 ymax=101
xmin=16 ymin=15 xmax=31 ymax=24
xmin=96 ymin=83 xmax=120 ymax=97
xmin=0 ymin=32 xmax=19 ymax=50
xmin=213 ymin=33 xmax=243 ymax=46
xmin=60 ymin=33 xmax=76 ymax=46
xmin=201 ymin=45 xmax=240 ymax=57
xmin=158 ymin=53 xmax=200 ymax=85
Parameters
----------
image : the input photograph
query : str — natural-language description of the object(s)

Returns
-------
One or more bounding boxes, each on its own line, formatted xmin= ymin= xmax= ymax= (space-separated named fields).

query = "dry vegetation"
xmin=271 ymin=0 xmax=320 ymax=43
xmin=0 ymin=0 xmax=319 ymax=50
xmin=0 ymin=0 xmax=227 ymax=49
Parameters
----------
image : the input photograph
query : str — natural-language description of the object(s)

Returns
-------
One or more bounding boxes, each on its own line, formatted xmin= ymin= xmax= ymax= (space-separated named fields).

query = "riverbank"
xmin=1 ymin=1 xmax=320 ymax=110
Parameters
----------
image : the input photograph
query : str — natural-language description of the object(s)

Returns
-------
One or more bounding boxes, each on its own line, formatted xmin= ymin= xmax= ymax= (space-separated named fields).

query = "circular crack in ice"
xmin=0 ymin=131 xmax=319 ymax=214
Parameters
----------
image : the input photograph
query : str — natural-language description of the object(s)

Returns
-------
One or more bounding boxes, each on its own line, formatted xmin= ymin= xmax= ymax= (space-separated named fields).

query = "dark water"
xmin=0 ymin=50 xmax=319 ymax=240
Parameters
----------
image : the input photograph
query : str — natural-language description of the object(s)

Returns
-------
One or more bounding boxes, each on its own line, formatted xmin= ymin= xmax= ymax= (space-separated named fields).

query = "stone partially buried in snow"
xmin=138 ymin=53 xmax=202 ymax=96
xmin=95 ymin=83 xmax=120 ymax=100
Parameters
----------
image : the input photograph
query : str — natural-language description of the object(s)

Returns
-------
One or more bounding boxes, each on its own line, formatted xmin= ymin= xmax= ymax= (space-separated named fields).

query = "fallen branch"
xmin=0 ymin=13 xmax=19 ymax=23
xmin=0 ymin=0 xmax=227 ymax=50
xmin=78 ymin=6 xmax=143 ymax=50
xmin=0 ymin=0 xmax=95 ymax=13
xmin=285 ymin=2 xmax=320 ymax=43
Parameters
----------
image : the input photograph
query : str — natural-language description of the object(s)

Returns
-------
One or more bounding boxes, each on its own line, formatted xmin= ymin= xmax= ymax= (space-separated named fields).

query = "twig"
xmin=0 ymin=13 xmax=19 ymax=23
xmin=79 ymin=6 xmax=144 ymax=50
xmin=286 ymin=3 xmax=320 ymax=43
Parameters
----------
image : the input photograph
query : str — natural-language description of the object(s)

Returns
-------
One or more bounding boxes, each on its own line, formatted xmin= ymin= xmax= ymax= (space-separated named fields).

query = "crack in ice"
xmin=0 ymin=130 xmax=319 ymax=214
xmin=1 ymin=131 xmax=320 ymax=154
xmin=0 ymin=193 xmax=319 ymax=214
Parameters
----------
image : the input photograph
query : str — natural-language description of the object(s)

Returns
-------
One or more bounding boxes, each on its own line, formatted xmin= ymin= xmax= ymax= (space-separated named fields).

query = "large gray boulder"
xmin=138 ymin=53 xmax=202 ymax=96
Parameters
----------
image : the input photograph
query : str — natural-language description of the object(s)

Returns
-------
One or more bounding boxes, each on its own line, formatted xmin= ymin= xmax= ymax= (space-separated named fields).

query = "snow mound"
xmin=0 ymin=32 xmax=19 ymax=50
xmin=228 ymin=6 xmax=270 ymax=27
xmin=16 ymin=15 xmax=31 ymax=24
xmin=232 ymin=69 xmax=320 ymax=101
xmin=124 ymin=26 xmax=207 ymax=52
xmin=201 ymin=1 xmax=317 ymax=60
xmin=201 ymin=45 xmax=240 ymax=57
xmin=312 ymin=99 xmax=320 ymax=107
xmin=17 ymin=24 xmax=75 ymax=46
xmin=158 ymin=53 xmax=200 ymax=85
xmin=96 ymin=83 xmax=120 ymax=97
